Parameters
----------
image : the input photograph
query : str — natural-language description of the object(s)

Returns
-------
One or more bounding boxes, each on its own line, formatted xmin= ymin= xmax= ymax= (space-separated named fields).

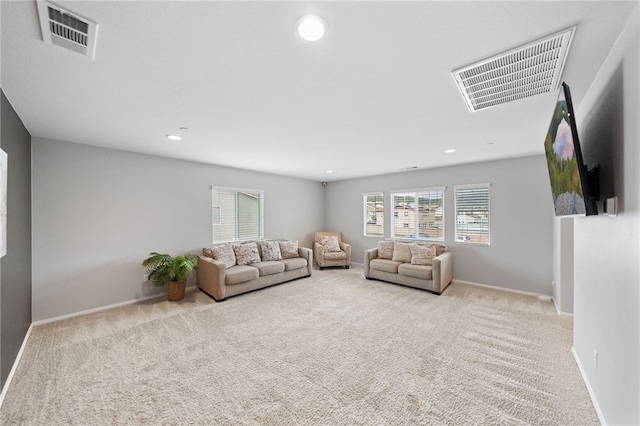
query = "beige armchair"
xmin=314 ymin=232 xmax=351 ymax=269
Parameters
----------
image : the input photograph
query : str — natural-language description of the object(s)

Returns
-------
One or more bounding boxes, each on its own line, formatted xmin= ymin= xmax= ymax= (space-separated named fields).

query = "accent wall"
xmin=0 ymin=90 xmax=32 ymax=389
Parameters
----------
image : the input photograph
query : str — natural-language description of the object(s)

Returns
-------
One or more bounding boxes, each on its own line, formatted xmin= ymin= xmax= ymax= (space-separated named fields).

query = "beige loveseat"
xmin=364 ymin=241 xmax=453 ymax=294
xmin=198 ymin=240 xmax=312 ymax=301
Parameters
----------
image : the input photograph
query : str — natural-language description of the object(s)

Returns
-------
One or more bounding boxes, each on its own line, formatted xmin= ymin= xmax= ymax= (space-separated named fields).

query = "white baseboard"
xmin=551 ymin=296 xmax=574 ymax=317
xmin=451 ymin=279 xmax=567 ymax=314
xmin=452 ymin=279 xmax=549 ymax=298
xmin=0 ymin=323 xmax=33 ymax=410
xmin=32 ymin=285 xmax=199 ymax=326
xmin=572 ymin=347 xmax=606 ymax=425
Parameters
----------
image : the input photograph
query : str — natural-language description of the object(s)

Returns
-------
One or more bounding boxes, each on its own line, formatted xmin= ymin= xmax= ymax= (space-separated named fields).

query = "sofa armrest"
xmin=297 ymin=246 xmax=313 ymax=275
xmin=431 ymin=251 xmax=453 ymax=293
xmin=197 ymin=255 xmax=227 ymax=301
xmin=314 ymin=242 xmax=324 ymax=265
xmin=339 ymin=242 xmax=352 ymax=262
xmin=364 ymin=248 xmax=378 ymax=277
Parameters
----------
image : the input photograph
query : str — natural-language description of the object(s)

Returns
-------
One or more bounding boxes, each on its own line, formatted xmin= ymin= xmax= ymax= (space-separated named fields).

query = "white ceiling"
xmin=1 ymin=1 xmax=638 ymax=182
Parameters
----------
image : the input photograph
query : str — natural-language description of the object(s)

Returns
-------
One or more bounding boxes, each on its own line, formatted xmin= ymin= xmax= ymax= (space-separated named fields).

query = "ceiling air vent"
xmin=452 ymin=27 xmax=575 ymax=112
xmin=36 ymin=0 xmax=98 ymax=59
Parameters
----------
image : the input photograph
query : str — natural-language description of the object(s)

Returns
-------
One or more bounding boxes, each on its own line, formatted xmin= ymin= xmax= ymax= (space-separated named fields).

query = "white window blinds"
xmin=211 ymin=186 xmax=264 ymax=243
xmin=454 ymin=183 xmax=490 ymax=245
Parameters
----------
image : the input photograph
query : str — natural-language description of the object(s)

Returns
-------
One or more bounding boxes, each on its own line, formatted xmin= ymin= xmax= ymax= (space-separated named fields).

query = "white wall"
xmin=324 ymin=155 xmax=555 ymax=295
xmin=32 ymin=138 xmax=324 ymax=321
xmin=553 ymin=217 xmax=574 ymax=314
xmin=573 ymin=6 xmax=639 ymax=425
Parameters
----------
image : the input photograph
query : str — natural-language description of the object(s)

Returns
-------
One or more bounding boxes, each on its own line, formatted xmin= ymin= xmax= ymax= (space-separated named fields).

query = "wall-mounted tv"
xmin=543 ymin=82 xmax=599 ymax=216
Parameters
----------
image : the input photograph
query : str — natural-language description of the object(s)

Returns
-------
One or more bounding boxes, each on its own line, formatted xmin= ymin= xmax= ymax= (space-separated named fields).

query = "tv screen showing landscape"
xmin=543 ymin=84 xmax=588 ymax=216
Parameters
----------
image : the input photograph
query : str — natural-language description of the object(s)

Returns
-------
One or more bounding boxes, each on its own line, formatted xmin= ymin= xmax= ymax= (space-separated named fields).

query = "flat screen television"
xmin=543 ymin=82 xmax=598 ymax=216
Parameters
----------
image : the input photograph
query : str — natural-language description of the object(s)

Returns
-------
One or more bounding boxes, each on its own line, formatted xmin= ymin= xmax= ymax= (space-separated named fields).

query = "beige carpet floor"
xmin=1 ymin=266 xmax=598 ymax=425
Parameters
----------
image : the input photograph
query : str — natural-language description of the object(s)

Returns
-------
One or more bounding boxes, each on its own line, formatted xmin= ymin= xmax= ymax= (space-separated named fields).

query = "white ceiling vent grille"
xmin=452 ymin=27 xmax=575 ymax=112
xmin=36 ymin=1 xmax=98 ymax=59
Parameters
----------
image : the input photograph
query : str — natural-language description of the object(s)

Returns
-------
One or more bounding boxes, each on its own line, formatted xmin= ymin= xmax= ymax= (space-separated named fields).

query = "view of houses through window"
xmin=364 ymin=193 xmax=384 ymax=236
xmin=391 ymin=188 xmax=444 ymax=241
xmin=212 ymin=186 xmax=264 ymax=243
xmin=364 ymin=185 xmax=489 ymax=244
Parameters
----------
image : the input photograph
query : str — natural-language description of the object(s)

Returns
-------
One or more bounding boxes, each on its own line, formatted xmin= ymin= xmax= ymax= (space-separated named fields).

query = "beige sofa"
xmin=198 ymin=240 xmax=312 ymax=301
xmin=364 ymin=241 xmax=453 ymax=294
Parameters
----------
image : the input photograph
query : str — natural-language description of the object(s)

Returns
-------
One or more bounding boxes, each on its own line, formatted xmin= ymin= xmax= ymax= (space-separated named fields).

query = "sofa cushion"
xmin=320 ymin=236 xmax=341 ymax=253
xmin=369 ymin=259 xmax=402 ymax=274
xmin=377 ymin=240 xmax=394 ymax=259
xmin=259 ymin=240 xmax=282 ymax=261
xmin=324 ymin=251 xmax=346 ymax=261
xmin=225 ymin=265 xmax=260 ymax=285
xmin=398 ymin=263 xmax=433 ymax=280
xmin=279 ymin=240 xmax=299 ymax=259
xmin=253 ymin=261 xmax=285 ymax=276
xmin=233 ymin=242 xmax=261 ymax=266
xmin=282 ymin=257 xmax=308 ymax=271
xmin=392 ymin=242 xmax=412 ymax=263
xmin=409 ymin=244 xmax=437 ymax=265
xmin=203 ymin=244 xmax=236 ymax=269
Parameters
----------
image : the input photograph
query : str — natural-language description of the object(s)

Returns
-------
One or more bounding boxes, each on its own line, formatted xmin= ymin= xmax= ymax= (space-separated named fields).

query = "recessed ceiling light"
xmin=166 ymin=134 xmax=182 ymax=141
xmin=445 ymin=149 xmax=456 ymax=154
xmin=326 ymin=170 xmax=333 ymax=174
xmin=297 ymin=15 xmax=326 ymax=41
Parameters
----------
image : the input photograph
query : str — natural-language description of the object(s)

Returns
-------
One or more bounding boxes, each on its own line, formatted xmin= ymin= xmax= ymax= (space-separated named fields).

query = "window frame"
xmin=211 ymin=186 xmax=264 ymax=243
xmin=363 ymin=192 xmax=385 ymax=237
xmin=390 ymin=187 xmax=445 ymax=242
xmin=454 ymin=183 xmax=491 ymax=246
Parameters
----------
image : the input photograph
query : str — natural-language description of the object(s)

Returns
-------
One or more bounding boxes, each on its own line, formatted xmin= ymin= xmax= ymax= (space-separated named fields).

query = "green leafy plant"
xmin=142 ymin=252 xmax=198 ymax=286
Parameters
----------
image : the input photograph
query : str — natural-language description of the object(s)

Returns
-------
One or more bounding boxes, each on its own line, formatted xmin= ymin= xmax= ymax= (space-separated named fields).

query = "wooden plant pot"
xmin=167 ymin=281 xmax=186 ymax=301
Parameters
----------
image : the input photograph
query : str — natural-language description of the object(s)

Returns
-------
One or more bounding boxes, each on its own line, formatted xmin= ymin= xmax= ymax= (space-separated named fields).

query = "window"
xmin=363 ymin=192 xmax=384 ymax=237
xmin=211 ymin=186 xmax=264 ymax=243
xmin=391 ymin=188 xmax=444 ymax=241
xmin=454 ymin=183 xmax=490 ymax=245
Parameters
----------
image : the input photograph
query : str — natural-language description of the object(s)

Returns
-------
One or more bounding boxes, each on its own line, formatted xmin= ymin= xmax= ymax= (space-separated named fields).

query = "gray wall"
xmin=573 ymin=6 xmax=639 ymax=425
xmin=324 ymin=155 xmax=554 ymax=295
xmin=0 ymin=91 xmax=32 ymax=389
xmin=32 ymin=138 xmax=324 ymax=321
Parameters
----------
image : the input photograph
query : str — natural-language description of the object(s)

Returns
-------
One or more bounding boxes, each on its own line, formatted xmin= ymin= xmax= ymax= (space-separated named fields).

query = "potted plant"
xmin=142 ymin=252 xmax=198 ymax=301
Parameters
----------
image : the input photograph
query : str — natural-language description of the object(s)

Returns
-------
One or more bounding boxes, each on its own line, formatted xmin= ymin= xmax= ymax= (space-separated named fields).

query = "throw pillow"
xmin=391 ymin=242 xmax=412 ymax=263
xmin=279 ymin=240 xmax=299 ymax=259
xmin=435 ymin=244 xmax=447 ymax=256
xmin=377 ymin=240 xmax=394 ymax=259
xmin=233 ymin=242 xmax=261 ymax=266
xmin=202 ymin=244 xmax=236 ymax=269
xmin=259 ymin=240 xmax=282 ymax=261
xmin=321 ymin=236 xmax=341 ymax=253
xmin=409 ymin=244 xmax=437 ymax=265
